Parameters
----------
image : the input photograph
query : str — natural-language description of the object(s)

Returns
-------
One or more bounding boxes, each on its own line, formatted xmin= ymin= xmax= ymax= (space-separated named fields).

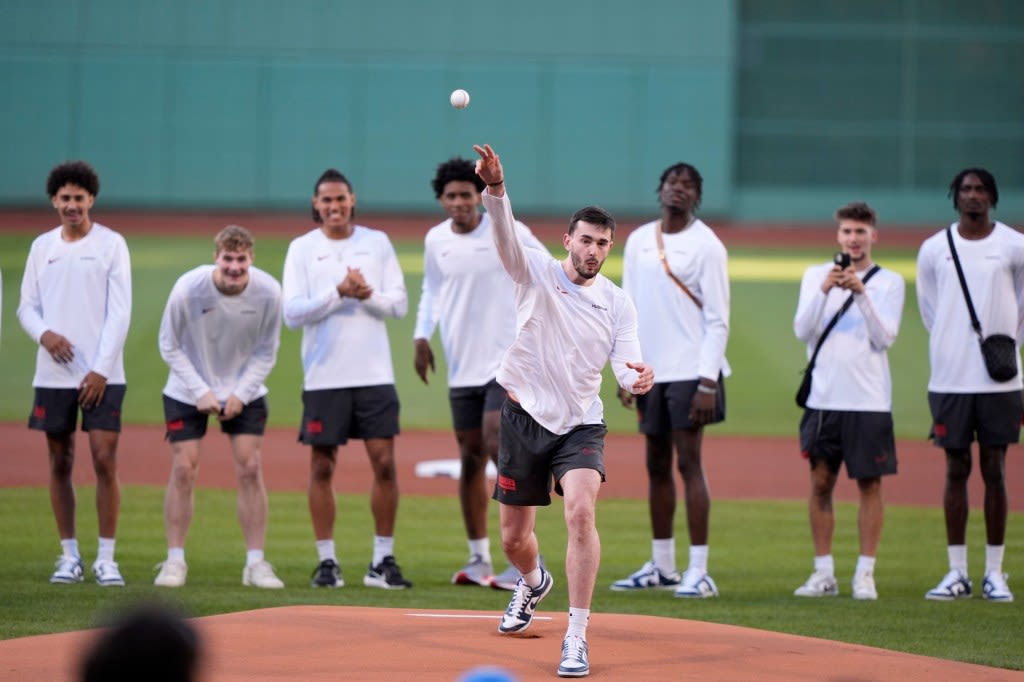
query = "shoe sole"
xmin=453 ymin=572 xmax=492 ymax=587
xmin=363 ymin=577 xmax=410 ymax=589
xmin=310 ymin=580 xmax=344 ymax=588
xmin=244 ymin=580 xmax=285 ymax=589
xmin=925 ymin=593 xmax=971 ymax=601
xmin=793 ymin=590 xmax=838 ymax=597
xmin=96 ymin=579 xmax=126 ymax=587
xmin=50 ymin=577 xmax=83 ymax=584
xmin=557 ymin=668 xmax=590 ymax=678
xmin=610 ymin=583 xmax=679 ymax=592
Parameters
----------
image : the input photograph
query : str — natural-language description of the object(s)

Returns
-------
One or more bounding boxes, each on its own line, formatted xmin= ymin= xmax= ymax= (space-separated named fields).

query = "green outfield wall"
xmin=0 ymin=1 xmax=1020 ymax=223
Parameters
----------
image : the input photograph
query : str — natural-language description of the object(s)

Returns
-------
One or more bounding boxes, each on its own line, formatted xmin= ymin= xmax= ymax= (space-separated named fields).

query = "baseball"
xmin=450 ymin=88 xmax=470 ymax=109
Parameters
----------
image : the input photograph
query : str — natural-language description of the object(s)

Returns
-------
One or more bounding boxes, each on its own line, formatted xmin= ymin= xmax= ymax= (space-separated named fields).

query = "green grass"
xmin=0 ymin=234 xmax=933 ymax=438
xmin=1 ymin=486 xmax=1021 ymax=670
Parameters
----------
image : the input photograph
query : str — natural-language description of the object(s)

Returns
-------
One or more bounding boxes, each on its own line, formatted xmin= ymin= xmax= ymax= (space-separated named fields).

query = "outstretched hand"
xmin=626 ymin=361 xmax=654 ymax=395
xmin=472 ymin=144 xmax=504 ymax=190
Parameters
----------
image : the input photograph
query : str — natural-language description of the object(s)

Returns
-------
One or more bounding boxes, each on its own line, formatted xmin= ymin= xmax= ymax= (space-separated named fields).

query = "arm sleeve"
xmin=17 ymin=245 xmax=48 ymax=343
xmin=413 ymin=241 xmax=439 ymax=341
xmin=482 ymin=192 xmax=531 ymax=284
xmin=232 ymin=287 xmax=282 ymax=403
xmin=854 ymin=273 xmax=905 ymax=351
xmin=281 ymin=241 xmax=343 ymax=329
xmin=92 ymin=236 xmax=132 ymax=379
xmin=158 ymin=283 xmax=211 ymax=402
xmin=793 ymin=267 xmax=829 ymax=344
xmin=916 ymin=245 xmax=937 ymax=333
xmin=610 ymin=296 xmax=644 ymax=391
xmin=362 ymin=237 xmax=408 ymax=320
xmin=698 ymin=242 xmax=730 ymax=380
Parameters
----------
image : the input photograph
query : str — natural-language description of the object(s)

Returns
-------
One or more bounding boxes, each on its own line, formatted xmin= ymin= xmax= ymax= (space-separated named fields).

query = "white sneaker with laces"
xmin=92 ymin=560 xmax=125 ymax=587
xmin=925 ymin=569 xmax=972 ymax=601
xmin=610 ymin=559 xmax=681 ymax=591
xmin=982 ymin=572 xmax=1014 ymax=602
xmin=793 ymin=570 xmax=838 ymax=597
xmin=243 ymin=560 xmax=285 ymax=589
xmin=557 ymin=634 xmax=590 ymax=678
xmin=50 ymin=556 xmax=84 ymax=584
xmin=674 ymin=568 xmax=719 ymax=598
xmin=851 ymin=570 xmax=877 ymax=600
xmin=154 ymin=558 xmax=188 ymax=587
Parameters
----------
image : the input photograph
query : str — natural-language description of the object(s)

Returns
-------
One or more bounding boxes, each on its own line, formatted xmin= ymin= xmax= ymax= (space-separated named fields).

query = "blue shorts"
xmin=492 ymin=399 xmax=606 ymax=507
xmin=28 ymin=385 xmax=126 ymax=434
xmin=299 ymin=385 xmax=400 ymax=446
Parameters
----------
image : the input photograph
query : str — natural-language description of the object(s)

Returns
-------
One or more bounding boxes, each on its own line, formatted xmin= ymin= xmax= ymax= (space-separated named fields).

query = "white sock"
xmin=60 ymin=538 xmax=80 ymax=560
xmin=469 ymin=537 xmax=492 ymax=564
xmin=652 ymin=538 xmax=676 ymax=574
xmin=688 ymin=545 xmax=709 ymax=574
xmin=316 ymin=539 xmax=336 ymax=563
xmin=373 ymin=536 xmax=394 ymax=566
xmin=168 ymin=547 xmax=186 ymax=564
xmin=523 ymin=563 xmax=543 ymax=588
xmin=985 ymin=545 xmax=1005 ymax=576
xmin=97 ymin=537 xmax=116 ymax=563
xmin=947 ymin=545 xmax=968 ymax=574
xmin=566 ymin=607 xmax=589 ymax=639
xmin=814 ymin=554 xmax=835 ymax=576
xmin=246 ymin=549 xmax=264 ymax=567
xmin=854 ymin=555 xmax=876 ymax=576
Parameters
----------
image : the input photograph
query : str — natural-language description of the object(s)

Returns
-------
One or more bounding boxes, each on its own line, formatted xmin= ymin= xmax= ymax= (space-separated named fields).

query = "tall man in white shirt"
xmin=473 ymin=143 xmax=654 ymax=678
xmin=792 ymin=202 xmax=905 ymax=600
xmin=917 ymin=168 xmax=1022 ymax=603
xmin=414 ymin=157 xmax=546 ymax=590
xmin=17 ymin=160 xmax=132 ymax=586
xmin=283 ymin=168 xmax=412 ymax=590
xmin=612 ymin=163 xmax=730 ymax=598
xmin=154 ymin=225 xmax=285 ymax=589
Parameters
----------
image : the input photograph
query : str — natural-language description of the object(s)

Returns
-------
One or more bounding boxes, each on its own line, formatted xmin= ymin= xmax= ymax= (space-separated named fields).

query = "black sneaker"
xmin=310 ymin=559 xmax=344 ymax=588
xmin=363 ymin=555 xmax=412 ymax=589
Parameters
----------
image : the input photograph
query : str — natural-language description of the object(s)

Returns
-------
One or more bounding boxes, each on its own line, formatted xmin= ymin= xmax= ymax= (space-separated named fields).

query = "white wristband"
xmin=696 ymin=384 xmax=717 ymax=395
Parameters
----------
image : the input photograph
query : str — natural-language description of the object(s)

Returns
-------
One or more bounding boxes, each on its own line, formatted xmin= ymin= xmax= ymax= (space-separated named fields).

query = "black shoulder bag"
xmin=945 ymin=227 xmax=1018 ymax=382
xmin=795 ymin=265 xmax=881 ymax=408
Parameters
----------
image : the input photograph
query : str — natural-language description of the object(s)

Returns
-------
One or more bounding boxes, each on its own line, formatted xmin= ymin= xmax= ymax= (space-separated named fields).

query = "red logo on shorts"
xmin=498 ymin=475 xmax=517 ymax=492
xmin=800 ymin=450 xmax=810 ymax=460
xmin=33 ymin=405 xmax=46 ymax=419
xmin=167 ymin=419 xmax=184 ymax=431
xmin=581 ymin=447 xmax=596 ymax=456
xmin=934 ymin=423 xmax=947 ymax=438
xmin=307 ymin=419 xmax=323 ymax=435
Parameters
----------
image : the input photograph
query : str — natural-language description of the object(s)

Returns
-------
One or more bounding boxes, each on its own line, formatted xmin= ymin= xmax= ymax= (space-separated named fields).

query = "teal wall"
xmin=0 ymin=0 xmax=1021 ymax=223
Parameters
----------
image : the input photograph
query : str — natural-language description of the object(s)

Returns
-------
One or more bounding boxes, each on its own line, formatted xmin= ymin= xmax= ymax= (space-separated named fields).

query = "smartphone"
xmin=833 ymin=252 xmax=851 ymax=269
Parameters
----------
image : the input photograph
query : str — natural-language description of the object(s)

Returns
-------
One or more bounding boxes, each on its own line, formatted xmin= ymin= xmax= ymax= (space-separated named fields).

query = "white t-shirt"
xmin=282 ymin=225 xmax=407 ymax=390
xmin=917 ymin=221 xmax=1024 ymax=393
xmin=621 ymin=220 xmax=731 ymax=382
xmin=17 ymin=223 xmax=132 ymax=388
xmin=483 ymin=191 xmax=643 ymax=435
xmin=413 ymin=212 xmax=545 ymax=387
xmin=159 ymin=264 xmax=282 ymax=405
xmin=794 ymin=263 xmax=905 ymax=411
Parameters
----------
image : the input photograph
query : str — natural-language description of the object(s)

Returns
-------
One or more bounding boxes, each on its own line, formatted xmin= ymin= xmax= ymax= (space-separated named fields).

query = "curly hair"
xmin=46 ymin=160 xmax=100 ymax=198
xmin=834 ymin=201 xmax=877 ymax=226
xmin=431 ymin=157 xmax=485 ymax=198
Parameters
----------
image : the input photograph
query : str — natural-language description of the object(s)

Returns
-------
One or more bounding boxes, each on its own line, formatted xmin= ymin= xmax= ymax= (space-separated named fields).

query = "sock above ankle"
xmin=813 ymin=554 xmax=835 ymax=576
xmin=688 ymin=545 xmax=709 ymax=574
xmin=373 ymin=536 xmax=394 ymax=566
xmin=652 ymin=538 xmax=676 ymax=574
xmin=246 ymin=549 xmax=265 ymax=567
xmin=566 ymin=607 xmax=589 ymax=639
xmin=316 ymin=540 xmax=336 ymax=563
xmin=168 ymin=547 xmax=186 ymax=563
xmin=523 ymin=566 xmax=543 ymax=588
xmin=60 ymin=538 xmax=80 ymax=560
xmin=96 ymin=537 xmax=116 ymax=563
xmin=985 ymin=544 xmax=1005 ymax=576
xmin=468 ymin=537 xmax=492 ymax=564
xmin=854 ymin=555 xmax=876 ymax=576
xmin=947 ymin=545 xmax=968 ymax=574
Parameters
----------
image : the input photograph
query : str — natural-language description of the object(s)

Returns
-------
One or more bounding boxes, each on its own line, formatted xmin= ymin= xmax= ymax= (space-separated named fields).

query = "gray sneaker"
xmin=453 ymin=554 xmax=493 ymax=587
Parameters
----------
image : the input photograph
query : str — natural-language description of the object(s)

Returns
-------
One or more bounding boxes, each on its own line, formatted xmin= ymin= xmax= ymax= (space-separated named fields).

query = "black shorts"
xmin=299 ymin=385 xmax=400 ymax=446
xmin=28 ymin=385 xmax=126 ymax=434
xmin=492 ymin=398 xmax=606 ymax=507
xmin=636 ymin=378 xmax=726 ymax=434
xmin=928 ymin=391 xmax=1023 ymax=448
xmin=163 ymin=395 xmax=268 ymax=443
xmin=799 ymin=409 xmax=897 ymax=480
xmin=449 ymin=379 xmax=506 ymax=431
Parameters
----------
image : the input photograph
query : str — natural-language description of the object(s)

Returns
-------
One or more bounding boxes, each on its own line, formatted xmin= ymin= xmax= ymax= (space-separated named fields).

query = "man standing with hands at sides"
xmin=154 ymin=225 xmax=285 ymax=589
xmin=473 ymin=143 xmax=654 ymax=678
xmin=414 ymin=157 xmax=546 ymax=590
xmin=612 ymin=162 xmax=729 ymax=598
xmin=792 ymin=202 xmax=904 ymax=600
xmin=918 ymin=168 xmax=1023 ymax=603
xmin=18 ymin=160 xmax=131 ymax=586
xmin=283 ymin=168 xmax=412 ymax=590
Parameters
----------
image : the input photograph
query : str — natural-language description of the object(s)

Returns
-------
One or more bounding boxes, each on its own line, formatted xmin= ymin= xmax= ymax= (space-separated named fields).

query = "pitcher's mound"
xmin=3 ymin=605 xmax=1018 ymax=681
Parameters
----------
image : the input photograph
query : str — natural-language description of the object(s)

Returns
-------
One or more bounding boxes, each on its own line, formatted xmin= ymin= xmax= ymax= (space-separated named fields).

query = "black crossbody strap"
xmin=806 ymin=264 xmax=882 ymax=370
xmin=945 ymin=227 xmax=985 ymax=341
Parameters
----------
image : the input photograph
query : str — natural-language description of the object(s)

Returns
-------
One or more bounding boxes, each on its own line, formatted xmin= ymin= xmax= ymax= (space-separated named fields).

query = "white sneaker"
xmin=50 ymin=556 xmax=84 ymax=584
xmin=925 ymin=569 xmax=972 ymax=601
xmin=674 ymin=568 xmax=719 ymax=598
xmin=243 ymin=560 xmax=285 ymax=589
xmin=982 ymin=572 xmax=1014 ymax=602
xmin=154 ymin=558 xmax=188 ymax=587
xmin=92 ymin=559 xmax=125 ymax=587
xmin=610 ymin=559 xmax=681 ymax=591
xmin=452 ymin=555 xmax=493 ymax=587
xmin=557 ymin=634 xmax=590 ymax=678
xmin=851 ymin=570 xmax=877 ymax=600
xmin=793 ymin=570 xmax=838 ymax=597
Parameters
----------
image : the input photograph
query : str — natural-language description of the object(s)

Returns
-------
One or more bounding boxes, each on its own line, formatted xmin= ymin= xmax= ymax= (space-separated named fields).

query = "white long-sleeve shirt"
xmin=413 ymin=213 xmax=545 ymax=387
xmin=794 ymin=263 xmax=904 ymax=411
xmin=159 ymin=265 xmax=281 ymax=405
xmin=17 ymin=223 xmax=132 ymax=388
xmin=483 ymin=191 xmax=643 ymax=435
xmin=282 ymin=225 xmax=407 ymax=390
xmin=621 ymin=220 xmax=731 ymax=382
xmin=917 ymin=221 xmax=1024 ymax=393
